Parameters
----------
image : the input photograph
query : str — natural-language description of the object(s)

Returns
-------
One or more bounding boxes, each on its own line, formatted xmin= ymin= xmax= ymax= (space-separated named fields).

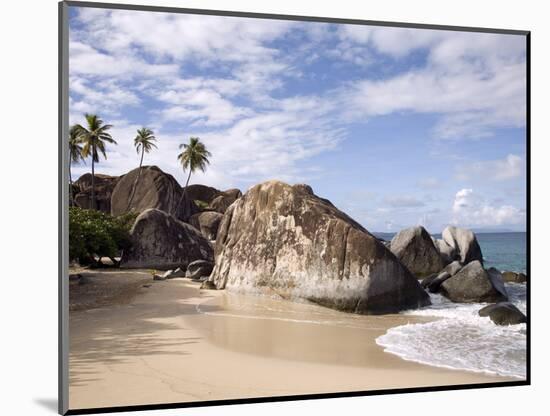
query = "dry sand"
xmin=69 ymin=272 xmax=511 ymax=411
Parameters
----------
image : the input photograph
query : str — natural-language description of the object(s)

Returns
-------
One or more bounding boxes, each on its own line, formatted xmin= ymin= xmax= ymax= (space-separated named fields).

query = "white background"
xmin=1 ymin=0 xmax=548 ymax=415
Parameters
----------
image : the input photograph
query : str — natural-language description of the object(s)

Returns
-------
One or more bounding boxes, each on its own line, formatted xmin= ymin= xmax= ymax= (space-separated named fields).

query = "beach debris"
xmin=478 ymin=302 xmax=527 ymax=325
xmin=440 ymin=260 xmax=508 ymax=303
xmin=120 ymin=208 xmax=213 ymax=270
xmin=390 ymin=226 xmax=445 ymax=277
xmin=210 ymin=180 xmax=430 ymax=314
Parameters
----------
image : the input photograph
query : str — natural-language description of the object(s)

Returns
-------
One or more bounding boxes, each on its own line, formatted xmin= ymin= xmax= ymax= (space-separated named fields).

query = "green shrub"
xmin=69 ymin=207 xmax=137 ymax=264
xmin=194 ymin=199 xmax=209 ymax=210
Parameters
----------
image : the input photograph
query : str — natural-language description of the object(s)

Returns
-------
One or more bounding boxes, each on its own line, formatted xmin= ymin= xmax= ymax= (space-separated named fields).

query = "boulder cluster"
xmin=74 ymin=166 xmax=527 ymax=322
xmin=389 ymin=225 xmax=526 ymax=324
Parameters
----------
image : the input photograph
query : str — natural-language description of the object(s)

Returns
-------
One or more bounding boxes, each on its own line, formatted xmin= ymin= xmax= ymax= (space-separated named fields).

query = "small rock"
xmin=200 ymin=280 xmax=217 ymax=290
xmin=168 ymin=267 xmax=186 ymax=278
xmin=421 ymin=273 xmax=438 ymax=289
xmin=69 ymin=273 xmax=82 ymax=281
xmin=427 ymin=271 xmax=451 ymax=293
xmin=502 ymin=271 xmax=528 ymax=284
xmin=186 ymin=260 xmax=214 ymax=280
xmin=142 ymin=284 xmax=152 ymax=288
xmin=478 ymin=302 xmax=527 ymax=325
xmin=78 ymin=275 xmax=91 ymax=285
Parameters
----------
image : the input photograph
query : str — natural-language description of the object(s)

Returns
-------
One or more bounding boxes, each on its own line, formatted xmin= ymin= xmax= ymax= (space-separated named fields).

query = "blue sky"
xmin=68 ymin=7 xmax=527 ymax=233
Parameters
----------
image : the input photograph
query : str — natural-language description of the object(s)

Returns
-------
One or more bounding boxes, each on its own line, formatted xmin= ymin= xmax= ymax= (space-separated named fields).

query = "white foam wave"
xmin=376 ymin=283 xmax=527 ymax=379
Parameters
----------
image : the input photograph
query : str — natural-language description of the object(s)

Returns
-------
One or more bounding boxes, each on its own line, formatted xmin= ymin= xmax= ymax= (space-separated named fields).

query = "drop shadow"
xmin=34 ymin=398 xmax=57 ymax=413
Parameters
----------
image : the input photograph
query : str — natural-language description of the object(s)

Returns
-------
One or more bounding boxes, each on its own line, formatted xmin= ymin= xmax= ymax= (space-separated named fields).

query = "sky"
xmin=68 ymin=7 xmax=527 ymax=233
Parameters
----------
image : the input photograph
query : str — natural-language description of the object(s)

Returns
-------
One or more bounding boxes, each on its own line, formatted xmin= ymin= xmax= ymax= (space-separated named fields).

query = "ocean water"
xmin=375 ymin=232 xmax=527 ymax=379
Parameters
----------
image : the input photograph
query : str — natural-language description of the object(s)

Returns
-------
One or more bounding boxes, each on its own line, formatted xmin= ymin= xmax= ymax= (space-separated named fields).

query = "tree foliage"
xmin=69 ymin=207 xmax=136 ymax=264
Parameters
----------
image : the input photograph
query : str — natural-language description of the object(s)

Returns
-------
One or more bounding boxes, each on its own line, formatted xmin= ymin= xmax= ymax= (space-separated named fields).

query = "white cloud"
xmin=158 ymin=88 xmax=252 ymax=126
xmin=455 ymin=154 xmax=524 ymax=181
xmin=69 ymin=41 xmax=178 ymax=78
xmin=451 ymin=188 xmax=525 ymax=227
xmin=341 ymin=30 xmax=526 ymax=139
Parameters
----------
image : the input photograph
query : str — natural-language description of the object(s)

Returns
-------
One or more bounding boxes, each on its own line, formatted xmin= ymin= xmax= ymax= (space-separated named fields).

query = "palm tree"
xmin=74 ymin=114 xmax=117 ymax=210
xmin=176 ymin=137 xmax=211 ymax=215
xmin=69 ymin=125 xmax=85 ymax=206
xmin=127 ymin=127 xmax=157 ymax=210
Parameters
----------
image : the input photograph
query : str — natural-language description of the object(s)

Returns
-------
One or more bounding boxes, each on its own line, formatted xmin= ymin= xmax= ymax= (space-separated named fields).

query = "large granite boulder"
xmin=186 ymin=184 xmax=221 ymax=205
xmin=208 ymin=188 xmax=242 ymax=213
xmin=478 ymin=302 xmax=527 ymax=325
xmin=442 ymin=226 xmax=483 ymax=265
xmin=443 ymin=260 xmax=463 ymax=276
xmin=189 ymin=211 xmax=224 ymax=240
xmin=440 ymin=260 xmax=508 ymax=303
xmin=73 ymin=173 xmax=121 ymax=212
xmin=390 ymin=226 xmax=445 ymax=277
xmin=111 ymin=166 xmax=198 ymax=220
xmin=120 ymin=208 xmax=213 ymax=270
xmin=433 ymin=238 xmax=458 ymax=265
xmin=209 ymin=181 xmax=430 ymax=314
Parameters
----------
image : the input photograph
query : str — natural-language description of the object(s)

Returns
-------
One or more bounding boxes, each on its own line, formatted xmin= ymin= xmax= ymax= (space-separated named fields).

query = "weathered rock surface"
xmin=111 ymin=166 xmax=198 ymax=220
xmin=390 ymin=226 xmax=445 ymax=277
xmin=442 ymin=226 xmax=483 ymax=265
xmin=440 ymin=260 xmax=508 ymax=303
xmin=120 ymin=208 xmax=213 ymax=270
xmin=443 ymin=260 xmax=463 ymax=276
xmin=209 ymin=180 xmax=430 ymax=314
xmin=208 ymin=189 xmax=242 ymax=213
xmin=189 ymin=211 xmax=224 ymax=240
xmin=186 ymin=260 xmax=214 ymax=280
xmin=186 ymin=184 xmax=221 ymax=205
xmin=426 ymin=271 xmax=452 ymax=293
xmin=502 ymin=271 xmax=528 ymax=284
xmin=478 ymin=302 xmax=527 ymax=325
xmin=74 ymin=173 xmax=121 ymax=212
xmin=433 ymin=238 xmax=458 ymax=265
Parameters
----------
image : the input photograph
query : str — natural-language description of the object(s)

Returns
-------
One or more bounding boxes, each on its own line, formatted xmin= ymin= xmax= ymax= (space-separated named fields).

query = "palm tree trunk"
xmin=91 ymin=144 xmax=96 ymax=210
xmin=176 ymin=169 xmax=192 ymax=218
xmin=69 ymin=161 xmax=74 ymax=206
xmin=127 ymin=148 xmax=144 ymax=212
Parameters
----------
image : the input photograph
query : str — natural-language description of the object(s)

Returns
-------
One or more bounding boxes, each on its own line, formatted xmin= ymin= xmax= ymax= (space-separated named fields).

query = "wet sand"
xmin=69 ymin=274 xmax=511 ymax=410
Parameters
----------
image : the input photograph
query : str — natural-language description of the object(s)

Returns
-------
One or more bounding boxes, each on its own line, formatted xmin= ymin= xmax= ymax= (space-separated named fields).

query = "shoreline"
xmin=69 ymin=272 xmax=513 ymax=410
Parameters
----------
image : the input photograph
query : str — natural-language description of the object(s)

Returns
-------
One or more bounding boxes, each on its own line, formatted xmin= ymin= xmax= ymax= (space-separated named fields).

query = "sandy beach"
xmin=68 ymin=271 xmax=512 ymax=411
